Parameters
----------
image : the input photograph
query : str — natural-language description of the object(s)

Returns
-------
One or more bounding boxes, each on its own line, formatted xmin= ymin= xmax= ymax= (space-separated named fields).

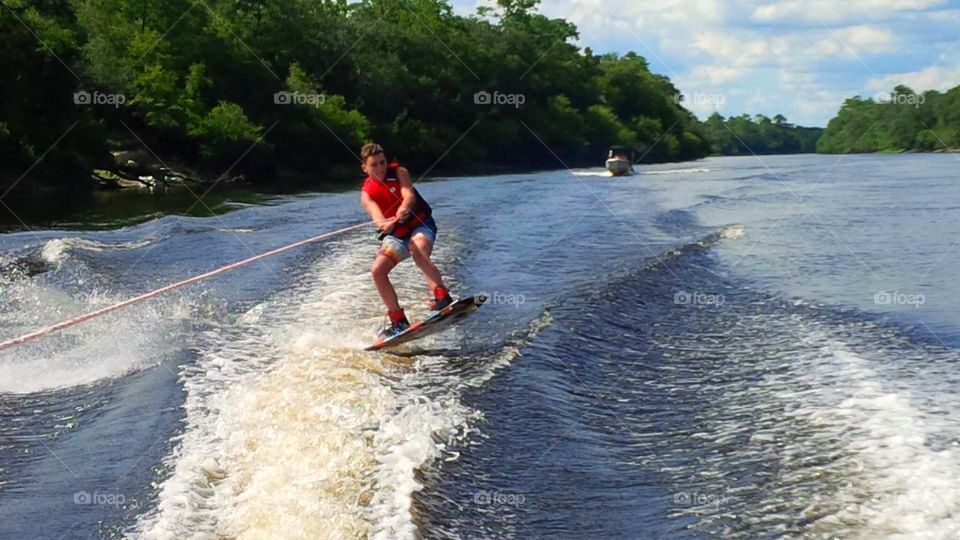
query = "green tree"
xmin=819 ymin=84 xmax=960 ymax=154
xmin=0 ymin=0 xmax=109 ymax=191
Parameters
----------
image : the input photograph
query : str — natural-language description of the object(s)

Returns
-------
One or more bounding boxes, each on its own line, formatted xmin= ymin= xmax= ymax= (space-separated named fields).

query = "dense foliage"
xmin=11 ymin=0 xmax=950 ymax=193
xmin=0 ymin=0 xmax=712 ymax=191
xmin=818 ymin=85 xmax=960 ymax=153
xmin=701 ymin=113 xmax=822 ymax=155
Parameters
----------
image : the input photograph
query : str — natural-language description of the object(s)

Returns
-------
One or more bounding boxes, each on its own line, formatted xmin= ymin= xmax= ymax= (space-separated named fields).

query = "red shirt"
xmin=361 ymin=162 xmax=405 ymax=219
xmin=362 ymin=163 xmax=432 ymax=237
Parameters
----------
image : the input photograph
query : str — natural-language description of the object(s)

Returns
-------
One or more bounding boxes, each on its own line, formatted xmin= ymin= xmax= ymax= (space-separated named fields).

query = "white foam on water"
xmin=805 ymin=347 xmax=960 ymax=539
xmin=368 ymin=395 xmax=469 ymax=539
xmin=0 ymin=280 xmax=191 ymax=394
xmin=135 ymin=233 xmax=481 ymax=539
xmin=570 ymin=166 xmax=713 ymax=179
xmin=654 ymin=322 xmax=960 ymax=539
xmin=720 ymin=224 xmax=745 ymax=240
xmin=40 ymin=238 xmax=69 ymax=263
xmin=643 ymin=167 xmax=712 ymax=175
xmin=0 ymin=227 xmax=270 ymax=394
xmin=40 ymin=236 xmax=157 ymax=263
xmin=571 ymin=170 xmax=612 ymax=177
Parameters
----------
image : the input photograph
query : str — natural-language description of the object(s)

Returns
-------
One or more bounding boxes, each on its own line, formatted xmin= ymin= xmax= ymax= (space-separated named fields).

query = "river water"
xmin=1 ymin=153 xmax=959 ymax=538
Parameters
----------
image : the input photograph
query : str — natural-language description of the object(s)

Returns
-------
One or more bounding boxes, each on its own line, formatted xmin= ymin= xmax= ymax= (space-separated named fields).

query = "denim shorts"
xmin=379 ymin=217 xmax=437 ymax=262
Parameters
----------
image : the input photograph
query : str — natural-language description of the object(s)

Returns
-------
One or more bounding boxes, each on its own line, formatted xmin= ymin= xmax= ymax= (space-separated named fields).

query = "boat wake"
xmin=131 ymin=231 xmax=546 ymax=538
xmin=643 ymin=167 xmax=713 ymax=175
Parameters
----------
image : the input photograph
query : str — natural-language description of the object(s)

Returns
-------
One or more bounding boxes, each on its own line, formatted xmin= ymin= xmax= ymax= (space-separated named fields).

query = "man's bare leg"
xmin=371 ymin=254 xmax=401 ymax=312
xmin=409 ymin=236 xmax=445 ymax=291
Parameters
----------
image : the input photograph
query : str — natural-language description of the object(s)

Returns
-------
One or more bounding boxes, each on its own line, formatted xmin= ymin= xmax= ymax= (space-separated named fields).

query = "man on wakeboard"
xmin=359 ymin=143 xmax=453 ymax=338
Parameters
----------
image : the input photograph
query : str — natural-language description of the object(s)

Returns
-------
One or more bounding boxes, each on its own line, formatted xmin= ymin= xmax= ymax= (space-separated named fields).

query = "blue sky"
xmin=450 ymin=0 xmax=960 ymax=127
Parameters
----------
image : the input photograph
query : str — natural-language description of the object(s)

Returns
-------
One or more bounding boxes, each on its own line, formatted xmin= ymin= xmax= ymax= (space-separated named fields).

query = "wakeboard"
xmin=365 ymin=294 xmax=486 ymax=352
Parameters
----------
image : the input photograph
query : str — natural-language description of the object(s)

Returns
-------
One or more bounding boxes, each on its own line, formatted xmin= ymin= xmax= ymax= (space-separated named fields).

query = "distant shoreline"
xmin=5 ymin=148 xmax=958 ymax=199
xmin=4 ymin=152 xmax=957 ymax=233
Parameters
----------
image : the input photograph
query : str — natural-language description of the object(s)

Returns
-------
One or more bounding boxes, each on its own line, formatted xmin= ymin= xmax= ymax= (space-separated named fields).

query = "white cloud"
xmin=694 ymin=65 xmax=750 ymax=85
xmin=923 ymin=8 xmax=960 ymax=20
xmin=793 ymin=89 xmax=862 ymax=124
xmin=519 ymin=0 xmax=731 ymax=57
xmin=841 ymin=25 xmax=896 ymax=49
xmin=866 ymin=57 xmax=960 ymax=93
xmin=752 ymin=0 xmax=947 ymax=23
xmin=672 ymin=23 xmax=896 ymax=105
xmin=775 ymin=69 xmax=865 ymax=123
xmin=452 ymin=0 xmax=956 ymax=125
xmin=689 ymin=25 xmax=894 ymax=66
xmin=803 ymin=26 xmax=896 ymax=66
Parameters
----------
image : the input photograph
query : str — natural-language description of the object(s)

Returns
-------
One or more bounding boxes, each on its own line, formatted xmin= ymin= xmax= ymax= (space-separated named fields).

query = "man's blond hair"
xmin=360 ymin=142 xmax=384 ymax=162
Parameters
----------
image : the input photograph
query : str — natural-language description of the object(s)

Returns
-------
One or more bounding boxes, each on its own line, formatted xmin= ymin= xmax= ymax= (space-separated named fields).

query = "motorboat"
xmin=605 ymin=146 xmax=634 ymax=176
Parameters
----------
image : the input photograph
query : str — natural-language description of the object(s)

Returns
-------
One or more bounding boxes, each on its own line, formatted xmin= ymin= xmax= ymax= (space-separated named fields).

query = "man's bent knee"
xmin=371 ymin=257 xmax=395 ymax=279
xmin=409 ymin=245 xmax=427 ymax=265
xmin=409 ymin=237 xmax=433 ymax=260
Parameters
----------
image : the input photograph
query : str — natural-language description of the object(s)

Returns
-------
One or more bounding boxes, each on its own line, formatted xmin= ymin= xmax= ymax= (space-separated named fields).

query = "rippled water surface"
xmin=2 ymin=154 xmax=960 ymax=538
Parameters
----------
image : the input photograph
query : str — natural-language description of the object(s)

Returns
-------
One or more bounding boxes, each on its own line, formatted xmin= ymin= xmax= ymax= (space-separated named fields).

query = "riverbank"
xmin=0 ymin=152 xmax=705 ymax=232
xmin=13 ymin=144 xmax=956 ymax=233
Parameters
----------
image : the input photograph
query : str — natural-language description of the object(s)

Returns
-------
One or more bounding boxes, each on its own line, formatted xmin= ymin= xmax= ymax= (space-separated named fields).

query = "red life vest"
xmin=361 ymin=162 xmax=432 ymax=238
